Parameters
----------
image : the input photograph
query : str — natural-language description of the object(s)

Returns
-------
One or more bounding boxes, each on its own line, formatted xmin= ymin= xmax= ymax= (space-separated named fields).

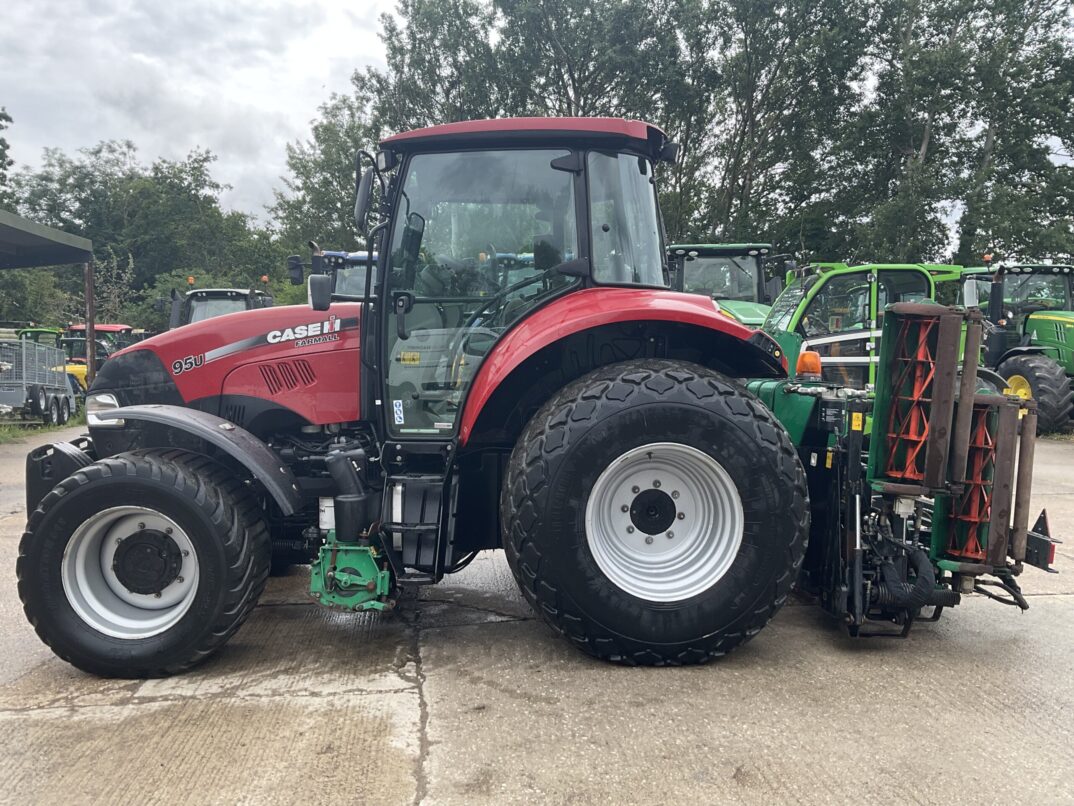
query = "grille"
xmin=259 ymin=359 xmax=316 ymax=395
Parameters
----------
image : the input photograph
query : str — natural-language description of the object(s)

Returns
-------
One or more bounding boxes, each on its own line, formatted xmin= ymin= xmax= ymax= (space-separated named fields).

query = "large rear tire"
xmin=18 ymin=449 xmax=271 ymax=677
xmin=997 ymin=353 xmax=1073 ymax=433
xmin=501 ymin=360 xmax=809 ymax=665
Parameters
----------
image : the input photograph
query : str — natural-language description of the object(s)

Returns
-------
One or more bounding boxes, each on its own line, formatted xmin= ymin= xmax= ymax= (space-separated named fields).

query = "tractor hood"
xmin=90 ymin=303 xmax=364 ymax=428
xmin=1027 ymin=310 xmax=1074 ymax=324
xmin=719 ymin=300 xmax=771 ymax=327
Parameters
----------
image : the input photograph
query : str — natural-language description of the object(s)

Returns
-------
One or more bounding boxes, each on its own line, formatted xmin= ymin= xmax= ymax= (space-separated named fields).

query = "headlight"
xmin=86 ymin=392 xmax=124 ymax=427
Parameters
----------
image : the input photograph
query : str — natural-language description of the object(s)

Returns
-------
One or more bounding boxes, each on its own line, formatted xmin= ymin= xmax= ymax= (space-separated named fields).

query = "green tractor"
xmin=667 ymin=243 xmax=781 ymax=326
xmin=956 ymin=263 xmax=1074 ymax=432
xmin=762 ymin=261 xmax=964 ymax=388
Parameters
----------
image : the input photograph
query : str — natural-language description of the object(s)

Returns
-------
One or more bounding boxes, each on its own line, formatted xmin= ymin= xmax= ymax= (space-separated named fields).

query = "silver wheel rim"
xmin=584 ymin=442 xmax=744 ymax=602
xmin=61 ymin=506 xmax=200 ymax=639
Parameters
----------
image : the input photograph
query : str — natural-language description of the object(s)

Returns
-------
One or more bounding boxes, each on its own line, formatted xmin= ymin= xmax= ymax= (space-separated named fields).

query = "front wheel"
xmin=997 ymin=353 xmax=1073 ymax=433
xmin=501 ymin=360 xmax=809 ymax=665
xmin=18 ymin=450 xmax=271 ymax=677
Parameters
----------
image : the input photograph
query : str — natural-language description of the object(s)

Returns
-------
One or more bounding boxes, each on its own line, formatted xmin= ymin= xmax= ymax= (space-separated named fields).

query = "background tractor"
xmin=957 ymin=262 xmax=1074 ymax=432
xmin=667 ymin=243 xmax=779 ymax=326
xmin=17 ymin=118 xmax=1056 ymax=679
xmin=161 ymin=285 xmax=275 ymax=330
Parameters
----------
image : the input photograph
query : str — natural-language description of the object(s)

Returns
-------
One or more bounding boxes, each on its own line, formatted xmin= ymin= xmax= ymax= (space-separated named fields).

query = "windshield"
xmin=588 ymin=152 xmax=665 ymax=286
xmin=764 ymin=276 xmax=811 ymax=333
xmin=1005 ymin=272 xmax=1071 ymax=311
xmin=387 ymin=149 xmax=579 ymax=299
xmin=188 ymin=297 xmax=247 ymax=323
xmin=682 ymin=255 xmax=760 ymax=301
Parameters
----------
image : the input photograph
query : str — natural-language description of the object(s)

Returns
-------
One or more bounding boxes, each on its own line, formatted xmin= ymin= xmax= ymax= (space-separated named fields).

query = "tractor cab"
xmin=667 ymin=243 xmax=774 ymax=326
xmin=166 ymin=287 xmax=275 ymax=329
xmin=763 ymin=262 xmax=961 ymax=388
xmin=954 ymin=263 xmax=1074 ymax=430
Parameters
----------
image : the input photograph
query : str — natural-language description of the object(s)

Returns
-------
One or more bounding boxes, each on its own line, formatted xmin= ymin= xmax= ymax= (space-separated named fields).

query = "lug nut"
xmin=653 ymin=480 xmax=661 ymax=488
xmin=138 ymin=522 xmax=146 ymax=530
xmin=621 ymin=504 xmax=629 ymax=512
xmin=181 ymin=549 xmax=189 ymax=557
xmin=671 ymin=491 xmax=680 ymax=499
xmin=645 ymin=536 xmax=654 ymax=544
xmin=177 ymin=576 xmax=184 ymax=584
xmin=154 ymin=592 xmax=162 ymax=598
xmin=165 ymin=527 xmax=173 ymax=535
xmin=626 ymin=526 xmax=635 ymax=534
xmin=677 ymin=512 xmax=685 ymax=520
xmin=631 ymin=486 xmax=640 ymax=494
xmin=666 ymin=531 xmax=674 ymax=539
xmin=116 ymin=537 xmax=124 ymax=545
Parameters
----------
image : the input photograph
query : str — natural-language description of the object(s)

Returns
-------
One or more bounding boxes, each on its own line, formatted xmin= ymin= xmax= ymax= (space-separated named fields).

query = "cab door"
xmin=797 ymin=271 xmax=877 ymax=388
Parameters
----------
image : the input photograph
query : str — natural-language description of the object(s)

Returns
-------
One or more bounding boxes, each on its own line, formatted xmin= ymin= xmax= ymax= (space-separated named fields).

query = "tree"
xmin=953 ymin=0 xmax=1074 ymax=263
xmin=0 ymin=107 xmax=13 ymax=209
xmin=271 ymin=88 xmax=381 ymax=254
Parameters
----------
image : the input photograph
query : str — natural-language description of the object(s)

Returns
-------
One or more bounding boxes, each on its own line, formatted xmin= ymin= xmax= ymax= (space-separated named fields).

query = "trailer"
xmin=0 ymin=337 xmax=77 ymax=424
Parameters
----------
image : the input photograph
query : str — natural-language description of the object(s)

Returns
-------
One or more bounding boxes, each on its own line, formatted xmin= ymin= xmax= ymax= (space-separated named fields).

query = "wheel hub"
xmin=585 ymin=442 xmax=745 ymax=602
xmin=629 ymin=488 xmax=676 ymax=535
xmin=1006 ymin=373 xmax=1032 ymax=400
xmin=112 ymin=530 xmax=182 ymax=595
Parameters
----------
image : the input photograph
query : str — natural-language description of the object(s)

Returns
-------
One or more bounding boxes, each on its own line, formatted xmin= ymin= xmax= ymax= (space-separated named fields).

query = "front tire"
xmin=997 ymin=353 xmax=1073 ymax=433
xmin=18 ymin=450 xmax=271 ymax=677
xmin=501 ymin=360 xmax=809 ymax=665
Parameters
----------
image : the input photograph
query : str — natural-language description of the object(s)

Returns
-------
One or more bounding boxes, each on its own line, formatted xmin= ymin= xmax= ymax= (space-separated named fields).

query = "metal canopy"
xmin=0 ymin=209 xmax=93 ymax=269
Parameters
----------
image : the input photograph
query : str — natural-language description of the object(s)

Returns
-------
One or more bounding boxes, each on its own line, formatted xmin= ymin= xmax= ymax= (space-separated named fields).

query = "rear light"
xmin=796 ymin=350 xmax=823 ymax=381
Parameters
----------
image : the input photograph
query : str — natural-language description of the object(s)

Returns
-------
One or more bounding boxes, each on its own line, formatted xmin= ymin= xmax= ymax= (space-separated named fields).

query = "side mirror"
xmin=354 ymin=166 xmax=375 ymax=238
xmin=764 ymin=276 xmax=784 ymax=303
xmin=400 ymin=213 xmax=425 ymax=266
xmin=287 ymin=255 xmax=305 ymax=285
xmin=309 ymin=274 xmax=333 ymax=312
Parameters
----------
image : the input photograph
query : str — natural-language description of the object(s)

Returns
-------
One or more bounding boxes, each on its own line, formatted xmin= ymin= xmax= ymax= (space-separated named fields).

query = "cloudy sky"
xmin=1 ymin=0 xmax=395 ymax=217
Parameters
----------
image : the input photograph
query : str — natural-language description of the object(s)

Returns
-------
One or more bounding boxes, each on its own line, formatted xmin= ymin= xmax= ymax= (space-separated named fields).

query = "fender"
xmin=998 ymin=345 xmax=1059 ymax=363
xmin=458 ymin=287 xmax=787 ymax=443
xmin=95 ymin=405 xmax=301 ymax=515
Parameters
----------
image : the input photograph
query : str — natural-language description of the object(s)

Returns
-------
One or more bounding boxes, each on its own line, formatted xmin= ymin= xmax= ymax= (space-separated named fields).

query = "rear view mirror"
xmin=354 ymin=166 xmax=375 ymax=238
xmin=400 ymin=213 xmax=425 ymax=265
xmin=765 ymin=276 xmax=784 ymax=303
xmin=287 ymin=255 xmax=305 ymax=286
xmin=309 ymin=274 xmax=333 ymax=312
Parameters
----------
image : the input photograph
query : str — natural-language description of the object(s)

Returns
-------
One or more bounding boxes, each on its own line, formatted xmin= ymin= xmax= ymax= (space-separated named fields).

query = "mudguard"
xmin=95 ymin=404 xmax=302 ymax=515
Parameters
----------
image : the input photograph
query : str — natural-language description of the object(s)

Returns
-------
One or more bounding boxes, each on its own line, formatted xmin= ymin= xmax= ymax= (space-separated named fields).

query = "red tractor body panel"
xmin=458 ymin=287 xmax=766 ymax=443
xmin=111 ymin=303 xmax=363 ymax=424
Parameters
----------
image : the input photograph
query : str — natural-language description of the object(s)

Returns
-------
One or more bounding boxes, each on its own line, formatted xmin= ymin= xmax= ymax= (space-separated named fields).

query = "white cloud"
xmin=0 ymin=0 xmax=393 ymax=218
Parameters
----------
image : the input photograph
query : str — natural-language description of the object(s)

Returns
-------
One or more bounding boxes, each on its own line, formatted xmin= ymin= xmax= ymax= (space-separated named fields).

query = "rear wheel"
xmin=59 ymin=397 xmax=71 ymax=424
xmin=45 ymin=397 xmax=59 ymax=425
xmin=18 ymin=449 xmax=271 ymax=677
xmin=501 ymin=360 xmax=809 ymax=665
xmin=996 ymin=354 xmax=1073 ymax=433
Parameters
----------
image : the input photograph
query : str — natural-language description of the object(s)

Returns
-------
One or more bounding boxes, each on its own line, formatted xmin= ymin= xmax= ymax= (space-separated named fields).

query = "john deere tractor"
xmin=957 ymin=263 xmax=1074 ymax=432
xmin=667 ymin=243 xmax=778 ymax=326
xmin=18 ymin=119 xmax=1056 ymax=678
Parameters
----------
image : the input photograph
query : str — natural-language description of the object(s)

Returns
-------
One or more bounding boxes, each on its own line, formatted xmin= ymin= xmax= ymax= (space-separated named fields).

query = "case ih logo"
xmin=267 ymin=317 xmax=341 ymax=346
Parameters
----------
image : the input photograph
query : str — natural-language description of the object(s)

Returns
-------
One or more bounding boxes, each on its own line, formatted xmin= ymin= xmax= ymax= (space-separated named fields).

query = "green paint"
xmin=309 ymin=531 xmax=393 ymax=611
xmin=745 ymin=379 xmax=819 ymax=444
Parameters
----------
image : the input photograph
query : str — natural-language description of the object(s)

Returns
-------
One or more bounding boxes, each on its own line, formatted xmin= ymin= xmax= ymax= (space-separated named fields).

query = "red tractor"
xmin=22 ymin=118 xmax=1045 ymax=678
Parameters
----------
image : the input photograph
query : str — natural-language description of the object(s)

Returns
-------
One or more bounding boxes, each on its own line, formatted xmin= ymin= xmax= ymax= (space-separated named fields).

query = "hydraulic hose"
xmin=872 ymin=549 xmax=961 ymax=609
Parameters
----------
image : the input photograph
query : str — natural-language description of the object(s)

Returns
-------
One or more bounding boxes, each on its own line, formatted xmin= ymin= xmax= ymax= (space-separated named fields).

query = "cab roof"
xmin=381 ymin=117 xmax=668 ymax=156
xmin=961 ymin=263 xmax=1074 ymax=275
xmin=68 ymin=323 xmax=132 ymax=332
xmin=670 ymin=243 xmax=772 ymax=254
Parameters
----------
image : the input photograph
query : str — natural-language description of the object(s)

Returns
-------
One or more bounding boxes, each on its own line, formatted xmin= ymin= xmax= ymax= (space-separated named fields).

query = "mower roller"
xmin=16 ymin=118 xmax=1058 ymax=678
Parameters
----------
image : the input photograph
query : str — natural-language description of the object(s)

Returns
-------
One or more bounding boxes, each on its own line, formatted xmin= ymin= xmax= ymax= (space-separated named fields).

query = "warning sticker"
xmin=393 ymin=400 xmax=405 ymax=425
xmin=399 ymin=351 xmax=421 ymax=365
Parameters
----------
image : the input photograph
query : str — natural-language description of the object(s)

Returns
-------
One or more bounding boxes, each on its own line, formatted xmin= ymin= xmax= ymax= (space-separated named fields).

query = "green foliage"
xmin=0 ymin=107 xmax=13 ymax=209
xmin=5 ymin=0 xmax=1074 ymax=330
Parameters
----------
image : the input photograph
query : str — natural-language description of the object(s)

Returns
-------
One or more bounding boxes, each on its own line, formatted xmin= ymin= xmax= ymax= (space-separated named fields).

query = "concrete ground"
xmin=1 ymin=426 xmax=1072 ymax=805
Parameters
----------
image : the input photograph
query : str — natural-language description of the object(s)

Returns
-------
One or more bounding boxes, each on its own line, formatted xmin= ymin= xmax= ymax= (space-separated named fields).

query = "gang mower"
xmin=17 ymin=118 xmax=1057 ymax=678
